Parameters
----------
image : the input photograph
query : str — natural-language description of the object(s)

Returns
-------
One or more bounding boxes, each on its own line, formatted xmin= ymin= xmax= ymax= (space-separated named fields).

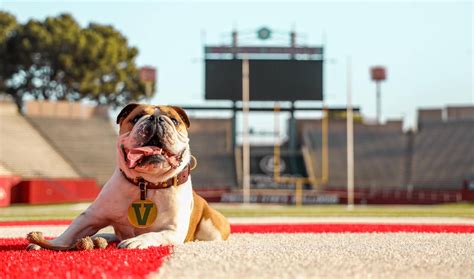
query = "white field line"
xmin=153 ymin=233 xmax=474 ymax=279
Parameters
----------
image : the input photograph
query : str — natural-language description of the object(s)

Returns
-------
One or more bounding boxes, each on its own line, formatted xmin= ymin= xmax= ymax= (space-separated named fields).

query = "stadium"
xmin=1 ymin=100 xmax=473 ymax=206
xmin=0 ymin=1 xmax=473 ymax=278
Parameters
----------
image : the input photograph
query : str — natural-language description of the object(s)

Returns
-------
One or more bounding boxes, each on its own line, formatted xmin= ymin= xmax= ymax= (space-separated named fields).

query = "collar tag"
xmin=128 ymin=179 xmax=157 ymax=228
xmin=128 ymin=199 xmax=158 ymax=228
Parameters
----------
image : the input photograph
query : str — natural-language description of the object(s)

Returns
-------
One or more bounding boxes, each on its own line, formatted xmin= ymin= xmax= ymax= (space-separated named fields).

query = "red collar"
xmin=120 ymin=164 xmax=191 ymax=189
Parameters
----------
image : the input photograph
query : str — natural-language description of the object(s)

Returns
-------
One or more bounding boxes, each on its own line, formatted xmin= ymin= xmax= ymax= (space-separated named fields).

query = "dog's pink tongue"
xmin=126 ymin=146 xmax=162 ymax=168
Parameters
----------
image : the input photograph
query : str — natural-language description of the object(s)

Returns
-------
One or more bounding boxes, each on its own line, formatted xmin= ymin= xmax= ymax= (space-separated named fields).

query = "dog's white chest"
xmin=91 ymin=169 xmax=194 ymax=241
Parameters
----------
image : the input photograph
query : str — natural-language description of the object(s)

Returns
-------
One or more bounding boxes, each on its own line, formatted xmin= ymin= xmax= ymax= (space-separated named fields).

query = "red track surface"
xmin=1 ymin=221 xmax=473 ymax=278
xmin=1 ymin=220 xmax=474 ymax=233
xmin=0 ymin=238 xmax=170 ymax=279
xmin=231 ymin=223 xmax=474 ymax=233
xmin=0 ymin=220 xmax=72 ymax=226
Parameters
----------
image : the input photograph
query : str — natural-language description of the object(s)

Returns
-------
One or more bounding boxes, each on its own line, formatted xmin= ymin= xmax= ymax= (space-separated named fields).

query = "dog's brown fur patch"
xmin=185 ymin=192 xmax=230 ymax=242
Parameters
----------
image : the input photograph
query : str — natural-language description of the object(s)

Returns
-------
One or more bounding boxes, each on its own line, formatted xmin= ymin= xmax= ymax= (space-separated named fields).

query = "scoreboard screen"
xmin=205 ymin=59 xmax=323 ymax=101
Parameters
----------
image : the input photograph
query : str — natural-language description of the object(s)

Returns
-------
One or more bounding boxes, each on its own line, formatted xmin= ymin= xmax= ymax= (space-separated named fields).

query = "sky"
xmin=1 ymin=0 xmax=472 ymax=132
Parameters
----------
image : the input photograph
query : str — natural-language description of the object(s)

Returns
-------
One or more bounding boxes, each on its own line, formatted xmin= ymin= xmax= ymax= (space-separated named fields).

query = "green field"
xmin=214 ymin=203 xmax=474 ymax=217
xmin=1 ymin=202 xmax=473 ymax=221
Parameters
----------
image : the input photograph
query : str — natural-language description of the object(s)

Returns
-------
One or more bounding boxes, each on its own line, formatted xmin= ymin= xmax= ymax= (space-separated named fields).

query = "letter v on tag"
xmin=127 ymin=181 xmax=158 ymax=228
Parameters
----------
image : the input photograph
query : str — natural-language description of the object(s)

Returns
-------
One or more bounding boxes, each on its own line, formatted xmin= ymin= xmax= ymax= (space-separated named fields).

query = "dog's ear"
xmin=116 ymin=103 xmax=139 ymax=124
xmin=171 ymin=106 xmax=190 ymax=128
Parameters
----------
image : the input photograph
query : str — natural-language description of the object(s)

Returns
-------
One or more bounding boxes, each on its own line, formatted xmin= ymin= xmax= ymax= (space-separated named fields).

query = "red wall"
xmin=9 ymin=178 xmax=100 ymax=205
xmin=0 ymin=176 xmax=22 ymax=207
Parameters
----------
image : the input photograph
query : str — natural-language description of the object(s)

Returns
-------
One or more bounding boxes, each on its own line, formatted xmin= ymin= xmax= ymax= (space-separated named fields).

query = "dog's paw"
xmin=27 ymin=243 xmax=41 ymax=251
xmin=118 ymin=234 xmax=160 ymax=249
xmin=117 ymin=231 xmax=180 ymax=249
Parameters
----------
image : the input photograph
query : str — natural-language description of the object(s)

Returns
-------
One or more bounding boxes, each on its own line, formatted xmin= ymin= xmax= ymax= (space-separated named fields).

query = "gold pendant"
xmin=127 ymin=199 xmax=158 ymax=228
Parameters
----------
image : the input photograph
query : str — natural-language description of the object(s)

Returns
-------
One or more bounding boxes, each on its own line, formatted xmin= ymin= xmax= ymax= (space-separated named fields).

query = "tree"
xmin=0 ymin=11 xmax=18 ymax=97
xmin=0 ymin=11 xmax=150 ymax=111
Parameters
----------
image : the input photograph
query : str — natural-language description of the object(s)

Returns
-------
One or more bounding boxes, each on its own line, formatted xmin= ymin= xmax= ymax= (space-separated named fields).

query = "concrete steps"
xmin=0 ymin=102 xmax=79 ymax=178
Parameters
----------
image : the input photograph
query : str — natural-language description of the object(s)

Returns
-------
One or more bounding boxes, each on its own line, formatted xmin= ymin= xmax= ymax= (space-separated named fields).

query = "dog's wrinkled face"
xmin=116 ymin=104 xmax=190 ymax=182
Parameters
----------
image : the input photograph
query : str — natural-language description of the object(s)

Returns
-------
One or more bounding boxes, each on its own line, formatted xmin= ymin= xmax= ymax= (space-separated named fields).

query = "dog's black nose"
xmin=158 ymin=116 xmax=165 ymax=122
xmin=148 ymin=115 xmax=155 ymax=122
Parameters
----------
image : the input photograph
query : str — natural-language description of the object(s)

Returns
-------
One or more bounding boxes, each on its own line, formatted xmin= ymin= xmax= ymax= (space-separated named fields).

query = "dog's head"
xmin=116 ymin=103 xmax=191 ymax=183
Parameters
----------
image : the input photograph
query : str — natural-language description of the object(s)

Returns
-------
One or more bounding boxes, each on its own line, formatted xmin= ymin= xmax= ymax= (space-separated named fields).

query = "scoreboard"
xmin=205 ymin=59 xmax=323 ymax=101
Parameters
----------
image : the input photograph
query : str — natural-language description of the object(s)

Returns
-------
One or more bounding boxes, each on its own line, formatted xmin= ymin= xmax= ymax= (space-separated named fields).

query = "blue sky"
xmin=1 ymin=0 xmax=472 ymax=131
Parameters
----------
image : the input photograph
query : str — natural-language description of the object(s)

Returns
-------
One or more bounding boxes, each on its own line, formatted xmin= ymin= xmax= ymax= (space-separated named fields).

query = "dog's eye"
xmin=131 ymin=115 xmax=142 ymax=124
xmin=171 ymin=118 xmax=179 ymax=125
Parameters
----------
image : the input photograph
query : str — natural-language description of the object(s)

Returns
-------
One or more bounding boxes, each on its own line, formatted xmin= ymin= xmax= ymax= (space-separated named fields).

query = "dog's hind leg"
xmin=193 ymin=195 xmax=230 ymax=241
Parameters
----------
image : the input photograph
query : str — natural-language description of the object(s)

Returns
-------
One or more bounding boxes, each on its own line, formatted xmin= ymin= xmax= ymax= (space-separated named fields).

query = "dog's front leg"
xmin=118 ymin=230 xmax=183 ymax=249
xmin=28 ymin=210 xmax=108 ymax=250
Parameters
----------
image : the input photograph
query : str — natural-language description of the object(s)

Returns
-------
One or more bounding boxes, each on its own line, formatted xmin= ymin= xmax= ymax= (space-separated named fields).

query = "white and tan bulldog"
xmin=28 ymin=104 xmax=230 ymax=250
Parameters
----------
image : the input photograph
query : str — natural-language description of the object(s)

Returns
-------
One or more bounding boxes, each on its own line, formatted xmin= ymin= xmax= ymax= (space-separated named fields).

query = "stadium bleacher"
xmin=187 ymin=118 xmax=237 ymax=189
xmin=1 ymin=100 xmax=238 ymax=189
xmin=27 ymin=117 xmax=117 ymax=185
xmin=411 ymin=120 xmax=474 ymax=189
xmin=409 ymin=108 xmax=473 ymax=189
xmin=300 ymin=119 xmax=406 ymax=189
xmin=23 ymin=101 xmax=117 ymax=185
xmin=0 ymin=101 xmax=79 ymax=178
xmin=298 ymin=106 xmax=474 ymax=191
xmin=0 ymin=164 xmax=12 ymax=175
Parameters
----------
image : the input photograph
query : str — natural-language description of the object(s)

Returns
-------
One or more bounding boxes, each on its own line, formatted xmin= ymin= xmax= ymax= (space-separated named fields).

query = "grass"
xmin=213 ymin=203 xmax=474 ymax=218
xmin=0 ymin=203 xmax=89 ymax=221
xmin=1 ymin=202 xmax=473 ymax=221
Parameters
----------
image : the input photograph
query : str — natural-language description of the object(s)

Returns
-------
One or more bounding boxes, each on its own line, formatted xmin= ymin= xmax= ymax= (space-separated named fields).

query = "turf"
xmin=1 ymin=222 xmax=473 ymax=278
xmin=1 ymin=202 xmax=474 ymax=221
xmin=156 ymin=233 xmax=474 ymax=279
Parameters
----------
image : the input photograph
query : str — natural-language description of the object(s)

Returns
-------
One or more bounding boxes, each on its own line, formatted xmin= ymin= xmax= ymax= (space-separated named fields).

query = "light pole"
xmin=138 ymin=66 xmax=157 ymax=103
xmin=370 ymin=66 xmax=387 ymax=124
xmin=347 ymin=57 xmax=354 ymax=210
xmin=242 ymin=56 xmax=250 ymax=204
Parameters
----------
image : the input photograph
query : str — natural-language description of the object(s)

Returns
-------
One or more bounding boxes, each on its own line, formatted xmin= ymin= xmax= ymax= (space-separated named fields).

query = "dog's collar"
xmin=120 ymin=164 xmax=191 ymax=189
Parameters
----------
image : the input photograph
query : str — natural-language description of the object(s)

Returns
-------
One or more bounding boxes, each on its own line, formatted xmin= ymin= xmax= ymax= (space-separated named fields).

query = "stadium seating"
xmin=300 ymin=119 xmax=406 ymax=189
xmin=2 ymin=100 xmax=237 ymax=188
xmin=299 ymin=111 xmax=474 ymax=190
xmin=411 ymin=120 xmax=474 ymax=189
xmin=0 ymin=101 xmax=79 ymax=178
xmin=27 ymin=117 xmax=117 ymax=185
xmin=187 ymin=118 xmax=237 ymax=188
xmin=0 ymin=164 xmax=12 ymax=176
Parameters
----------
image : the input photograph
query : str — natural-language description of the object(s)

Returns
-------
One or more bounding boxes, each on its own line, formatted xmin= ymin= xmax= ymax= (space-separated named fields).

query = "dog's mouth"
xmin=123 ymin=135 xmax=180 ymax=169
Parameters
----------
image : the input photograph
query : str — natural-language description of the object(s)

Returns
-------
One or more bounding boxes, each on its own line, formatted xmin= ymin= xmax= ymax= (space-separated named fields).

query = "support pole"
xmin=290 ymin=30 xmax=296 ymax=59
xmin=242 ymin=57 xmax=250 ymax=204
xmin=274 ymin=102 xmax=281 ymax=182
xmin=346 ymin=57 xmax=355 ymax=210
xmin=295 ymin=179 xmax=303 ymax=206
xmin=376 ymin=81 xmax=381 ymax=124
xmin=288 ymin=101 xmax=297 ymax=174
xmin=232 ymin=30 xmax=238 ymax=59
xmin=322 ymin=106 xmax=329 ymax=183
xmin=231 ymin=101 xmax=237 ymax=151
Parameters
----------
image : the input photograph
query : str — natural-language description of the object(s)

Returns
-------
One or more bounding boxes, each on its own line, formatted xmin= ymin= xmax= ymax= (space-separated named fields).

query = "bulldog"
xmin=28 ymin=104 xmax=230 ymax=250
